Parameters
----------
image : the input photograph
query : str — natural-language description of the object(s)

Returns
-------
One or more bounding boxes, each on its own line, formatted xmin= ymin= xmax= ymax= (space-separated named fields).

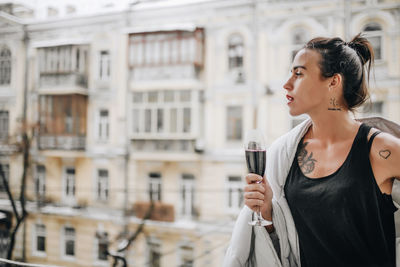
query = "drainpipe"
xmin=21 ymin=24 xmax=29 ymax=263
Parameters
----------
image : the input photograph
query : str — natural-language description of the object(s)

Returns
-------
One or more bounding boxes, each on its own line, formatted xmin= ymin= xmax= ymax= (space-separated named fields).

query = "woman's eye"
xmin=295 ymin=72 xmax=302 ymax=76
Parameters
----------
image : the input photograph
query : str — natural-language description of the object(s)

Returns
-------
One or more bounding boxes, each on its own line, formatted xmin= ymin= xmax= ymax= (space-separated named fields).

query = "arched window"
xmin=0 ymin=47 xmax=11 ymax=85
xmin=228 ymin=34 xmax=244 ymax=70
xmin=291 ymin=28 xmax=308 ymax=61
xmin=363 ymin=22 xmax=383 ymax=60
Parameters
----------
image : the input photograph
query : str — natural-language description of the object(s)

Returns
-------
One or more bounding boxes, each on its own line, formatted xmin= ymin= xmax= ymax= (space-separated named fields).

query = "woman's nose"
xmin=283 ymin=78 xmax=292 ymax=91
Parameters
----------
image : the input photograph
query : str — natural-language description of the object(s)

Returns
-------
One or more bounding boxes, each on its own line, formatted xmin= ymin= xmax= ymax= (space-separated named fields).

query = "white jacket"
xmin=223 ymin=118 xmax=400 ymax=267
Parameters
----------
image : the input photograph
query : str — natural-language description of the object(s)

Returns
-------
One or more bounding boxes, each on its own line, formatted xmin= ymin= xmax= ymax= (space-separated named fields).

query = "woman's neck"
xmin=306 ymin=110 xmax=360 ymax=144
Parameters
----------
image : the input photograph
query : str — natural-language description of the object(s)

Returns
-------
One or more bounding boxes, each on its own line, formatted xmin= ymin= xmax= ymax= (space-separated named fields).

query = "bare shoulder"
xmin=368 ymin=128 xmax=400 ymax=179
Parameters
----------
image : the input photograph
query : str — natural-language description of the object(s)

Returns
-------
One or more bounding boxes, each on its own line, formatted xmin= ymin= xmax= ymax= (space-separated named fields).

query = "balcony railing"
xmin=131 ymin=139 xmax=196 ymax=152
xmin=130 ymin=64 xmax=200 ymax=81
xmin=39 ymin=135 xmax=85 ymax=150
xmin=39 ymin=72 xmax=88 ymax=89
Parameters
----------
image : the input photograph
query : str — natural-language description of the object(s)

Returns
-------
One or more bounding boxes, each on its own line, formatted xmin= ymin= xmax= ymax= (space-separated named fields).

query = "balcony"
xmin=39 ymin=72 xmax=88 ymax=89
xmin=38 ymin=135 xmax=85 ymax=150
xmin=129 ymin=28 xmax=204 ymax=82
xmin=133 ymin=201 xmax=175 ymax=222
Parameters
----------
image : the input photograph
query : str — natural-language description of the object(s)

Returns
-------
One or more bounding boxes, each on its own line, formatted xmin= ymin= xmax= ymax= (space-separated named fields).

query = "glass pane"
xmin=133 ymin=92 xmax=143 ymax=103
xmin=170 ymin=108 xmax=177 ymax=133
xmin=145 ymin=109 xmax=152 ymax=132
xmin=157 ymin=109 xmax=164 ymax=133
xmin=226 ymin=106 xmax=242 ymax=140
xmin=164 ymin=90 xmax=174 ymax=102
xmin=148 ymin=92 xmax=158 ymax=103
xmin=180 ymin=91 xmax=191 ymax=102
xmin=132 ymin=109 xmax=140 ymax=132
xmin=37 ymin=236 xmax=46 ymax=252
xmin=183 ymin=108 xmax=191 ymax=133
xmin=66 ymin=240 xmax=75 ymax=256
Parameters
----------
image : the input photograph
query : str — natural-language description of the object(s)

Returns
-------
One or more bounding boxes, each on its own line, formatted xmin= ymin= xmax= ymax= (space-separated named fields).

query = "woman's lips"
xmin=286 ymin=95 xmax=294 ymax=104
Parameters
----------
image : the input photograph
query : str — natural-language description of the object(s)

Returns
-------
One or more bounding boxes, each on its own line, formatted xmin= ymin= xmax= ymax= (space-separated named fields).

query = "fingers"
xmin=244 ymin=198 xmax=264 ymax=211
xmin=244 ymin=191 xmax=265 ymax=201
xmin=245 ymin=173 xmax=263 ymax=184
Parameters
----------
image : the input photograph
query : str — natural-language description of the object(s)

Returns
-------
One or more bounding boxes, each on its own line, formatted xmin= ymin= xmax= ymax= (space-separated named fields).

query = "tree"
xmin=0 ymin=122 xmax=35 ymax=260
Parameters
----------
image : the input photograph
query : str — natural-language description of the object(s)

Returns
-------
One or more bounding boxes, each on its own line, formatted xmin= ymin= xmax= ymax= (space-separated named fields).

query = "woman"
xmin=223 ymin=34 xmax=400 ymax=267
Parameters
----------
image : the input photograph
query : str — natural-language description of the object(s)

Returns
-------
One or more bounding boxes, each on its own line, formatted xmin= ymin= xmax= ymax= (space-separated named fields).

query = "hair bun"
xmin=347 ymin=33 xmax=374 ymax=66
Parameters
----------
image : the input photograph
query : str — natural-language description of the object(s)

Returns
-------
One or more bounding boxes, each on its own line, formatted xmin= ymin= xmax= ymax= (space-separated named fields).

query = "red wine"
xmin=245 ymin=149 xmax=266 ymax=177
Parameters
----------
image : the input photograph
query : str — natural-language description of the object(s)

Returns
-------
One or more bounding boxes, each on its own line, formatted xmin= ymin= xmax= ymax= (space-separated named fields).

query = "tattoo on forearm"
xmin=297 ymin=141 xmax=317 ymax=174
xmin=379 ymin=149 xmax=391 ymax=159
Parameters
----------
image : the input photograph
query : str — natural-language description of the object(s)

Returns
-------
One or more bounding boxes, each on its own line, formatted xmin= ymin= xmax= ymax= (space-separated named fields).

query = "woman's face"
xmin=283 ymin=49 xmax=331 ymax=117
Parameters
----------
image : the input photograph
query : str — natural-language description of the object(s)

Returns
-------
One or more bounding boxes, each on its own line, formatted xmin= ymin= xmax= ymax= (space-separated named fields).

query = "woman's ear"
xmin=330 ymin=74 xmax=342 ymax=89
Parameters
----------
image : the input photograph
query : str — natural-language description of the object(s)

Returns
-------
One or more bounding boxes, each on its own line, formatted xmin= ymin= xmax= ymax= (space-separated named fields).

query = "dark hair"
xmin=304 ymin=33 xmax=374 ymax=111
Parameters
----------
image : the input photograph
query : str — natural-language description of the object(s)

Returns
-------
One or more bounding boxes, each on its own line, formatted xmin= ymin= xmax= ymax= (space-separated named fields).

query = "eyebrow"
xmin=291 ymin=65 xmax=307 ymax=72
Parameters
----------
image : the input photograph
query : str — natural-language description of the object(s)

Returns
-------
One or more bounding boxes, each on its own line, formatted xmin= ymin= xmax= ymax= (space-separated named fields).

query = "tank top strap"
xmin=367 ymin=130 xmax=382 ymax=152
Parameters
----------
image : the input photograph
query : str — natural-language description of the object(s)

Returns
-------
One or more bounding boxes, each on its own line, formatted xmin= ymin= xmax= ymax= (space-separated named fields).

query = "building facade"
xmin=0 ymin=0 xmax=399 ymax=266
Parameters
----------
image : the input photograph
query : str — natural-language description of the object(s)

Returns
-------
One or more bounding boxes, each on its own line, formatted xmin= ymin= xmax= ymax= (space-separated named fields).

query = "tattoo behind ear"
xmin=379 ymin=149 xmax=391 ymax=159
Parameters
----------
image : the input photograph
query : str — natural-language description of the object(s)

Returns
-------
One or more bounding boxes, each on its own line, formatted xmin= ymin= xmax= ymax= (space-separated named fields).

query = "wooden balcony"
xmin=133 ymin=201 xmax=175 ymax=222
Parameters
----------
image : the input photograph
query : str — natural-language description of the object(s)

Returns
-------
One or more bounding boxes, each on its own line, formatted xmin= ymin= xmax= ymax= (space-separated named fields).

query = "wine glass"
xmin=244 ymin=129 xmax=272 ymax=226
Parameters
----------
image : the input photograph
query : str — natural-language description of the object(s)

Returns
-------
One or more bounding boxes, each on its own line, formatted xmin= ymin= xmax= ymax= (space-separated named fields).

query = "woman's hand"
xmin=244 ymin=173 xmax=273 ymax=221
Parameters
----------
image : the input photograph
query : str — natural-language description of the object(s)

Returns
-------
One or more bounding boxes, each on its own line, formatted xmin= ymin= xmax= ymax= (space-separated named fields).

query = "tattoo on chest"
xmin=297 ymin=141 xmax=317 ymax=174
xmin=379 ymin=149 xmax=391 ymax=159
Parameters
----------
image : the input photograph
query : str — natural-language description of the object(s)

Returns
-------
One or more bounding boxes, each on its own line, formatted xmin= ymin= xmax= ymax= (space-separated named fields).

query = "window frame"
xmin=228 ymin=34 xmax=244 ymax=70
xmin=98 ymin=50 xmax=111 ymax=81
xmin=362 ymin=22 xmax=384 ymax=61
xmin=61 ymin=226 xmax=76 ymax=260
xmin=148 ymin=172 xmax=162 ymax=202
xmin=226 ymin=106 xmax=243 ymax=142
xmin=96 ymin=169 xmax=109 ymax=202
xmin=32 ymin=223 xmax=46 ymax=257
xmin=97 ymin=109 xmax=110 ymax=142
xmin=226 ymin=175 xmax=244 ymax=213
xmin=0 ymin=47 xmax=11 ymax=86
xmin=180 ymin=174 xmax=195 ymax=218
xmin=63 ymin=167 xmax=76 ymax=205
xmin=0 ymin=110 xmax=9 ymax=141
xmin=35 ymin=164 xmax=46 ymax=200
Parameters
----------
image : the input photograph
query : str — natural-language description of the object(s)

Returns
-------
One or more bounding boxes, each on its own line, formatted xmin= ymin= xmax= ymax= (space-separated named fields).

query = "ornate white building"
xmin=0 ymin=0 xmax=399 ymax=266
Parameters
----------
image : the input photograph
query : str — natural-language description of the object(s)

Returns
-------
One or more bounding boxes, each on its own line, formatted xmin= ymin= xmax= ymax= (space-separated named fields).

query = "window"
xmin=63 ymin=227 xmax=75 ymax=257
xmin=147 ymin=238 xmax=161 ymax=267
xmin=35 ymin=165 xmax=46 ymax=200
xmin=149 ymin=172 xmax=161 ymax=202
xmin=0 ymin=111 xmax=9 ymax=141
xmin=291 ymin=28 xmax=308 ymax=61
xmin=64 ymin=168 xmax=75 ymax=203
xmin=227 ymin=176 xmax=243 ymax=212
xmin=0 ymin=47 xmax=11 ymax=85
xmin=131 ymin=90 xmax=195 ymax=136
xmin=97 ymin=169 xmax=109 ymax=201
xmin=228 ymin=34 xmax=244 ymax=70
xmin=98 ymin=109 xmax=109 ymax=141
xmin=34 ymin=224 xmax=46 ymax=254
xmin=181 ymin=174 xmax=195 ymax=217
xmin=129 ymin=30 xmax=203 ymax=67
xmin=0 ymin=164 xmax=9 ymax=193
xmin=226 ymin=106 xmax=242 ymax=141
xmin=99 ymin=51 xmax=110 ymax=81
xmin=96 ymin=232 xmax=108 ymax=261
xmin=179 ymin=244 xmax=194 ymax=267
xmin=363 ymin=23 xmax=383 ymax=60
xmin=39 ymin=45 xmax=88 ymax=74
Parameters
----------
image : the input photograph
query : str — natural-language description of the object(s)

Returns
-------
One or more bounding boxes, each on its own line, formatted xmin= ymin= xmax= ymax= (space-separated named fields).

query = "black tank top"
xmin=284 ymin=124 xmax=397 ymax=267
